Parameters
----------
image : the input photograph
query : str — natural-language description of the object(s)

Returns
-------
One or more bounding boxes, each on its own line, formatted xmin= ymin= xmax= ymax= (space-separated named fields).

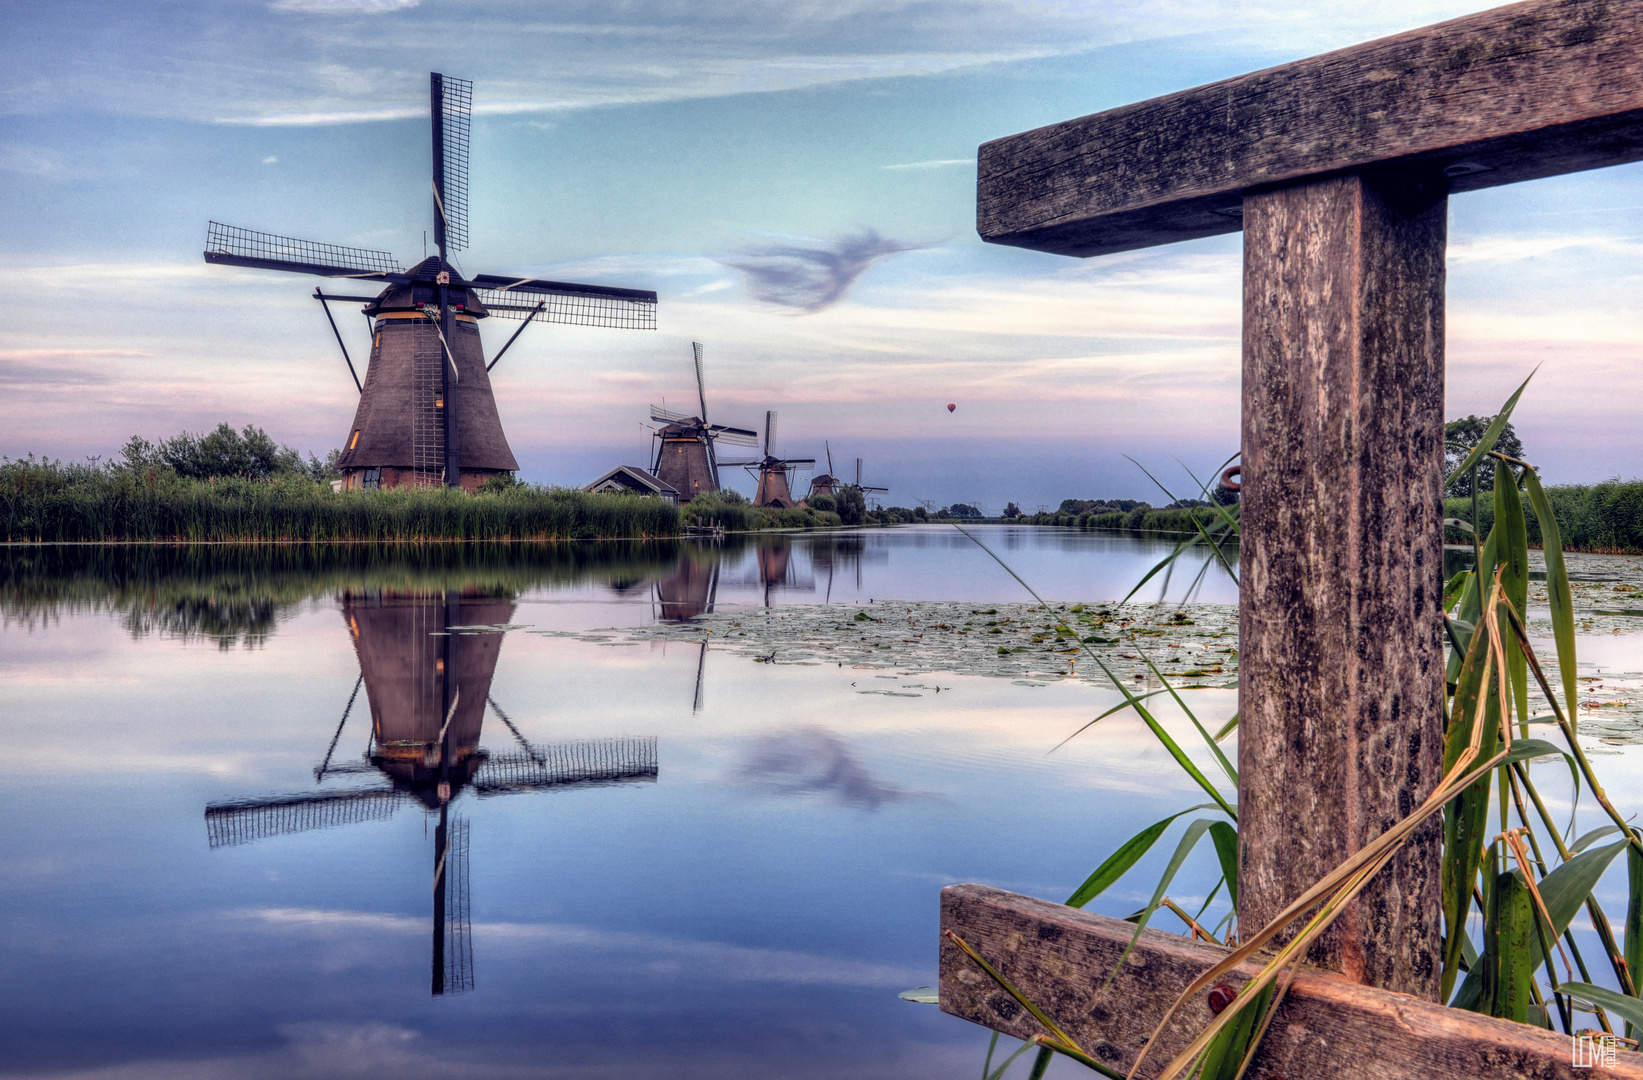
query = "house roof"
xmin=583 ymin=465 xmax=679 ymax=497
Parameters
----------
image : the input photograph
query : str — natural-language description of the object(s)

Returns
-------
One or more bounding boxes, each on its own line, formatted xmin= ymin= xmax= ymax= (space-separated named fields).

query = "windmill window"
xmin=362 ymin=467 xmax=381 ymax=490
xmin=349 ymin=429 xmax=361 ymax=450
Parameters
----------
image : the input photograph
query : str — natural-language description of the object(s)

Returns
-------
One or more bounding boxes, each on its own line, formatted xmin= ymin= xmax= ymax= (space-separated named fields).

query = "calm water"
xmin=2 ymin=528 xmax=1634 ymax=1079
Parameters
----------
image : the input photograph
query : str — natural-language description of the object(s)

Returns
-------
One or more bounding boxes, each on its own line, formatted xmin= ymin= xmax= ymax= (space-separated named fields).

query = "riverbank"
xmin=1 ymin=456 xmax=851 ymax=541
xmin=2 ymin=460 xmax=680 ymax=542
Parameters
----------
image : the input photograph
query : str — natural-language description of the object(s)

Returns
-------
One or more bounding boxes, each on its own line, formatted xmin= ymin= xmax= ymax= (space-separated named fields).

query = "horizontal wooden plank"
xmin=940 ymin=883 xmax=1643 ymax=1079
xmin=977 ymin=0 xmax=1643 ymax=256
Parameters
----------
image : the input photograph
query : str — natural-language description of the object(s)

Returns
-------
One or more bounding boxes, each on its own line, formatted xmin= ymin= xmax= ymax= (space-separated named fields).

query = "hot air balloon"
xmin=946 ymin=403 xmax=956 ymax=413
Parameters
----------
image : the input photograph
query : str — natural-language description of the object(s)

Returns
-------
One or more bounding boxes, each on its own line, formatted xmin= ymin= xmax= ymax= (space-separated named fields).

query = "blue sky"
xmin=5 ymin=0 xmax=1641 ymax=511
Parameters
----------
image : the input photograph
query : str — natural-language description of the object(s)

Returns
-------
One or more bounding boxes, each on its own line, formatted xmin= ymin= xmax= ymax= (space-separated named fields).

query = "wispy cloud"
xmin=882 ymin=159 xmax=975 ymax=171
xmin=239 ymin=907 xmax=923 ymax=987
xmin=719 ymin=229 xmax=929 ymax=312
xmin=269 ymin=0 xmax=417 ymax=12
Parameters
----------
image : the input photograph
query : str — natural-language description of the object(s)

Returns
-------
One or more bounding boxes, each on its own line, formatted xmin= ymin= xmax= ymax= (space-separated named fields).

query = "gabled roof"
xmin=583 ymin=465 xmax=680 ymax=498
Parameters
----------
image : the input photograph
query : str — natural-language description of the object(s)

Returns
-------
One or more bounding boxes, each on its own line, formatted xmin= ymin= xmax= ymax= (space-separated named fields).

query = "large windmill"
xmin=204 ymin=73 xmax=658 ymax=492
xmin=649 ymin=343 xmax=758 ymax=502
xmin=204 ymin=589 xmax=657 ymax=995
xmin=720 ymin=411 xmax=815 ymax=509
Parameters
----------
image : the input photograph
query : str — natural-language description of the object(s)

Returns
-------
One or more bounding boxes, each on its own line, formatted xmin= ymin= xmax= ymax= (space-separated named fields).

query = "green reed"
xmin=1 ymin=457 xmax=680 ymax=542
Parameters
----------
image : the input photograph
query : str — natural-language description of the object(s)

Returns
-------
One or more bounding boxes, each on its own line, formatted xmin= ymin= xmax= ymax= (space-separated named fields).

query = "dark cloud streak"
xmin=719 ymin=229 xmax=928 ymax=313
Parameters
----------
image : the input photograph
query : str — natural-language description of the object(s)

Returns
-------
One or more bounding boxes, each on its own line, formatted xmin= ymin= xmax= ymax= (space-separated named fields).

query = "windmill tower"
xmin=805 ymin=442 xmax=842 ymax=501
xmin=204 ymin=73 xmax=658 ymax=492
xmin=204 ymin=588 xmax=658 ymax=995
xmin=720 ymin=412 xmax=815 ymax=508
xmin=649 ymin=342 xmax=758 ymax=502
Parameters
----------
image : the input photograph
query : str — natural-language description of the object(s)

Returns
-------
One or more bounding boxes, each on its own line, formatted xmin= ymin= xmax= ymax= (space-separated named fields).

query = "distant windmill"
xmin=649 ymin=342 xmax=758 ymax=502
xmin=204 ymin=72 xmax=658 ymax=491
xmin=854 ymin=457 xmax=889 ymax=508
xmin=204 ymin=590 xmax=657 ymax=996
xmin=805 ymin=442 xmax=843 ymax=502
xmin=720 ymin=412 xmax=815 ymax=508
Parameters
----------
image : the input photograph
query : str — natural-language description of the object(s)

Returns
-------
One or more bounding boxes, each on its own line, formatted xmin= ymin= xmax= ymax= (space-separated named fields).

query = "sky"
xmin=4 ymin=0 xmax=1641 ymax=513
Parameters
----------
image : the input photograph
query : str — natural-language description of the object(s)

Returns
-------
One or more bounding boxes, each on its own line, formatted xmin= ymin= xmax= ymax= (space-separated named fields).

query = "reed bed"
xmin=1 ymin=457 xmax=680 ymax=542
xmin=1445 ymin=480 xmax=1643 ymax=554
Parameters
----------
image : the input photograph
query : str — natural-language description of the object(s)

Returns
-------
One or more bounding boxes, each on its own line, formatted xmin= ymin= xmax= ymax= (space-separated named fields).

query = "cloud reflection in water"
xmin=736 ymin=727 xmax=919 ymax=809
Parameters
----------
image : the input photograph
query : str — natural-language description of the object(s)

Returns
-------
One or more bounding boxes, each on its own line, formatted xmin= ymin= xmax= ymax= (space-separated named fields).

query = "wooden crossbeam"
xmin=978 ymin=0 xmax=1643 ymax=256
xmin=940 ymin=884 xmax=1643 ymax=1080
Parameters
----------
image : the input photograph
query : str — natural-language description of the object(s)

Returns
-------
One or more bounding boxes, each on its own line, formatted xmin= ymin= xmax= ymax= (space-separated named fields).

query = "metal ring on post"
xmin=1220 ymin=465 xmax=1242 ymax=492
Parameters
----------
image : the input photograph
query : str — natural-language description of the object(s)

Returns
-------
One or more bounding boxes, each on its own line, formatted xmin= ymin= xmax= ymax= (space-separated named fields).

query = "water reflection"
xmin=3 ymin=526 xmax=1241 ymax=648
xmin=204 ymin=587 xmax=659 ymax=996
xmin=738 ymin=728 xmax=918 ymax=809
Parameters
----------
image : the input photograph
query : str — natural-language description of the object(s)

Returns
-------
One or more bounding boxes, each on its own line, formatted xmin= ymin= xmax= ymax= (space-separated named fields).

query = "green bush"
xmin=681 ymin=490 xmax=841 ymax=532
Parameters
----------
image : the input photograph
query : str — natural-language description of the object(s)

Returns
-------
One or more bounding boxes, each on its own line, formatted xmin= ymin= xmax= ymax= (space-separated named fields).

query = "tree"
xmin=1444 ymin=415 xmax=1524 ymax=497
xmin=837 ymin=485 xmax=866 ymax=526
xmin=1211 ymin=482 xmax=1239 ymax=506
xmin=119 ymin=423 xmax=334 ymax=482
xmin=1002 ymin=502 xmax=1022 ymax=519
xmin=948 ymin=502 xmax=981 ymax=518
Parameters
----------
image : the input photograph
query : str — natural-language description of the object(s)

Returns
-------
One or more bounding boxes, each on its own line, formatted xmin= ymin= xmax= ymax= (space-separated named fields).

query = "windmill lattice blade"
xmin=471 ymin=738 xmax=659 ymax=796
xmin=204 ymin=788 xmax=404 ymax=848
xmin=442 ymin=815 xmax=475 ymax=994
xmin=470 ymin=276 xmax=656 ymax=330
xmin=709 ymin=428 xmax=759 ymax=447
xmin=764 ymin=411 xmax=776 ymax=456
xmin=651 ymin=404 xmax=693 ymax=423
xmin=434 ymin=74 xmax=472 ymax=252
xmin=205 ymin=222 xmax=401 ymax=279
xmin=693 ymin=342 xmax=708 ymax=421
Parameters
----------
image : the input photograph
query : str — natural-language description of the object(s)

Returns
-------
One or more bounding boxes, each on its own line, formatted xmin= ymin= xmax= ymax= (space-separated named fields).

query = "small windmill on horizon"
xmin=854 ymin=458 xmax=889 ymax=509
xmin=649 ymin=343 xmax=759 ymax=502
xmin=720 ymin=411 xmax=815 ymax=508
xmin=203 ymin=73 xmax=658 ymax=492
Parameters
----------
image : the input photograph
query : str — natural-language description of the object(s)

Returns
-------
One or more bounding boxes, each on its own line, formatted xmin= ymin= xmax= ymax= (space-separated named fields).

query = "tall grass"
xmin=1 ymin=456 xmax=680 ymax=542
xmin=1026 ymin=505 xmax=1232 ymax=535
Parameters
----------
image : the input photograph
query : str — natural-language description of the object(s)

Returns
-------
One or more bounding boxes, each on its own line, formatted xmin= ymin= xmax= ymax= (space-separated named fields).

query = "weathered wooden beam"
xmin=940 ymin=883 xmax=1643 ymax=1080
xmin=1238 ymin=171 xmax=1448 ymax=995
xmin=977 ymin=0 xmax=1643 ymax=256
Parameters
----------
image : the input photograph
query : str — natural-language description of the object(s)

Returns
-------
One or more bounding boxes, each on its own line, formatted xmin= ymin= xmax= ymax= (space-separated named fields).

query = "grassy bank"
xmin=2 ymin=457 xmax=680 ymax=542
xmin=1021 ymin=504 xmax=1229 ymax=533
xmin=1444 ymin=481 xmax=1643 ymax=553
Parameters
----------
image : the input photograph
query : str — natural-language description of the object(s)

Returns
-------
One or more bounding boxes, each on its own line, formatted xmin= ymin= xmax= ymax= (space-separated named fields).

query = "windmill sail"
xmin=204 ymin=222 xmax=403 ymax=280
xmin=205 ymin=788 xmax=406 ymax=849
xmin=431 ymin=73 xmax=471 ymax=253
xmin=470 ymin=276 xmax=657 ymax=330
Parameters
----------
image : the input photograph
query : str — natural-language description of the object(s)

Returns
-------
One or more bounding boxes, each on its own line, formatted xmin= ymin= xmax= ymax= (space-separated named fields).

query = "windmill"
xmin=204 ymin=589 xmax=658 ymax=995
xmin=204 ymin=73 xmax=658 ymax=492
xmin=649 ymin=342 xmax=758 ymax=502
xmin=718 ymin=411 xmax=815 ymax=509
xmin=854 ymin=453 xmax=893 ymax=506
xmin=805 ymin=442 xmax=843 ymax=502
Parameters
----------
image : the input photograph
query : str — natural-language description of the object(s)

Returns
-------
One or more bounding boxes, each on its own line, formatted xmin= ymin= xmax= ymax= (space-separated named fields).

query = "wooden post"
xmin=1238 ymin=169 xmax=1448 ymax=996
xmin=942 ymin=0 xmax=1643 ymax=1068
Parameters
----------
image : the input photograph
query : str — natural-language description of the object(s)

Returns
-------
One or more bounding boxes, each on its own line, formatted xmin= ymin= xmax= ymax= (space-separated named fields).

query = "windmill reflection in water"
xmin=204 ymin=589 xmax=658 ymax=995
